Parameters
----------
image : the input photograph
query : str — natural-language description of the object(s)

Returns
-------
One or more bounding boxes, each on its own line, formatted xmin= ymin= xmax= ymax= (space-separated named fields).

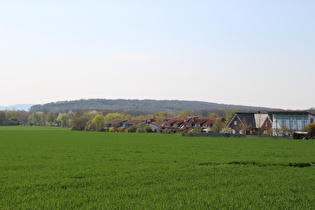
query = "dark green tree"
xmin=70 ymin=115 xmax=90 ymax=131
xmin=0 ymin=111 xmax=7 ymax=125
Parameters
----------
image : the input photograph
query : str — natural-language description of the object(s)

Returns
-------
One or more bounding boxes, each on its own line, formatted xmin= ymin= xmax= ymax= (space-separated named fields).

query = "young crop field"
xmin=1 ymin=126 xmax=315 ymax=209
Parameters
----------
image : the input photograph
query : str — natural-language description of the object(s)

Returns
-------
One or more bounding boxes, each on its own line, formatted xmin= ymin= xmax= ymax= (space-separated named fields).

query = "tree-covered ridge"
xmin=30 ymin=99 xmax=272 ymax=114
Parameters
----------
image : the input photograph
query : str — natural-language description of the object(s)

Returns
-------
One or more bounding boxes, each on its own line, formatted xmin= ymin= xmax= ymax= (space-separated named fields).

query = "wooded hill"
xmin=30 ymin=99 xmax=273 ymax=115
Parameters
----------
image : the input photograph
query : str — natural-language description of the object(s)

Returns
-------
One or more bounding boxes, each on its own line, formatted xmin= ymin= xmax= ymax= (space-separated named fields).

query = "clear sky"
xmin=1 ymin=0 xmax=314 ymax=110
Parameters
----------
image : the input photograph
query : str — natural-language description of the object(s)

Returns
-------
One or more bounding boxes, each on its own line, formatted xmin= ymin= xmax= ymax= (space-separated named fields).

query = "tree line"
xmin=30 ymin=99 xmax=270 ymax=114
xmin=0 ymin=109 xmax=237 ymax=133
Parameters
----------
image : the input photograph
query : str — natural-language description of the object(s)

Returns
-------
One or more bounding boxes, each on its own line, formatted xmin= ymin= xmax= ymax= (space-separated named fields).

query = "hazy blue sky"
xmin=1 ymin=0 xmax=314 ymax=109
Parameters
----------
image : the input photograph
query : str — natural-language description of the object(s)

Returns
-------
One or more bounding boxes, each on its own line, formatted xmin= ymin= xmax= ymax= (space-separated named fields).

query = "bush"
xmin=127 ymin=123 xmax=152 ymax=133
xmin=192 ymin=128 xmax=202 ymax=134
xmin=187 ymin=130 xmax=195 ymax=134
xmin=162 ymin=128 xmax=173 ymax=134
xmin=220 ymin=127 xmax=231 ymax=134
xmin=127 ymin=125 xmax=137 ymax=133
xmin=305 ymin=123 xmax=315 ymax=137
xmin=116 ymin=127 xmax=125 ymax=132
xmin=137 ymin=124 xmax=152 ymax=133
xmin=108 ymin=127 xmax=116 ymax=132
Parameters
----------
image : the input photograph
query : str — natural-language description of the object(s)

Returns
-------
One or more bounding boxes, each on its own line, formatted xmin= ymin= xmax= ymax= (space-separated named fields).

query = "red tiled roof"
xmin=164 ymin=117 xmax=176 ymax=120
xmin=107 ymin=119 xmax=127 ymax=124
xmin=164 ymin=119 xmax=177 ymax=124
xmin=142 ymin=117 xmax=156 ymax=123
xmin=184 ymin=116 xmax=200 ymax=123
xmin=194 ymin=117 xmax=215 ymax=124
xmin=160 ymin=116 xmax=224 ymax=130
xmin=123 ymin=119 xmax=141 ymax=125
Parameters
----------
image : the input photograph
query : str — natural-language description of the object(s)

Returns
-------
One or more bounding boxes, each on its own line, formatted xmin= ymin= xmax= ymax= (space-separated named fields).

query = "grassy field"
xmin=1 ymin=126 xmax=315 ymax=209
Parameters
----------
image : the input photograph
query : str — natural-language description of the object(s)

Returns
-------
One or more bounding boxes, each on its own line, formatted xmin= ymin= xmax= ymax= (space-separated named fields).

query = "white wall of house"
xmin=272 ymin=113 xmax=312 ymax=135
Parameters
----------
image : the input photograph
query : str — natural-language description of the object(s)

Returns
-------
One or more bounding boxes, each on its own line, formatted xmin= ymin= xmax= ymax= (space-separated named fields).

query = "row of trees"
xmin=0 ymin=111 xmax=29 ymax=126
xmin=0 ymin=111 xmax=72 ymax=127
xmin=0 ymin=109 xmax=237 ymax=133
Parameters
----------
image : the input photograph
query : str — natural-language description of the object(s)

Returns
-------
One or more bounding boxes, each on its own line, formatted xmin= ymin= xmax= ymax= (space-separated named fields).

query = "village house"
xmin=106 ymin=117 xmax=159 ymax=131
xmin=268 ymin=110 xmax=315 ymax=136
xmin=159 ymin=118 xmax=185 ymax=132
xmin=106 ymin=110 xmax=315 ymax=135
xmin=142 ymin=117 xmax=156 ymax=124
xmin=192 ymin=117 xmax=218 ymax=128
xmin=160 ymin=116 xmax=225 ymax=133
xmin=106 ymin=119 xmax=128 ymax=128
xmin=122 ymin=119 xmax=142 ymax=128
xmin=226 ymin=112 xmax=272 ymax=135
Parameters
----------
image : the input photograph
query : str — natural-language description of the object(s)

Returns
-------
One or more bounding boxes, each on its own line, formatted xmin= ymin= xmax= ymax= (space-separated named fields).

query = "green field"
xmin=1 ymin=127 xmax=314 ymax=209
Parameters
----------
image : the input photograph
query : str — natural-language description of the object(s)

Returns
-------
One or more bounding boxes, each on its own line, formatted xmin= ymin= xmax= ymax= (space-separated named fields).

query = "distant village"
xmin=1 ymin=109 xmax=315 ymax=138
xmin=105 ymin=110 xmax=315 ymax=138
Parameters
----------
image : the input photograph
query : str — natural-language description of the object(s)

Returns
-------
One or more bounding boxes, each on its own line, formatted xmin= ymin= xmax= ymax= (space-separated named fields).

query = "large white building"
xmin=268 ymin=111 xmax=315 ymax=135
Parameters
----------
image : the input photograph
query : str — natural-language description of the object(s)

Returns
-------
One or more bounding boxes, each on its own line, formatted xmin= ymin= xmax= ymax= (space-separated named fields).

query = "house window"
xmin=293 ymin=121 xmax=297 ymax=130
xmin=302 ymin=121 xmax=308 ymax=128
xmin=311 ymin=118 xmax=314 ymax=123
xmin=239 ymin=130 xmax=243 ymax=134
xmin=232 ymin=129 xmax=235 ymax=134
xmin=234 ymin=121 xmax=237 ymax=125
xmin=281 ymin=120 xmax=286 ymax=126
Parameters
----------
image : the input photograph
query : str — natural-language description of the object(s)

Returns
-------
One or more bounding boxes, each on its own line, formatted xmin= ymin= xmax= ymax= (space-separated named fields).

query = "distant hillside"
xmin=0 ymin=104 xmax=34 ymax=111
xmin=30 ymin=99 xmax=274 ymax=114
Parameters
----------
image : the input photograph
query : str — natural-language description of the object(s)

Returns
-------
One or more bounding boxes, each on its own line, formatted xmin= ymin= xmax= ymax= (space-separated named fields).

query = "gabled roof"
xmin=194 ymin=117 xmax=217 ymax=125
xmin=107 ymin=119 xmax=128 ymax=124
xmin=184 ymin=116 xmax=200 ymax=123
xmin=173 ymin=119 xmax=185 ymax=124
xmin=163 ymin=117 xmax=176 ymax=121
xmin=164 ymin=119 xmax=184 ymax=125
xmin=123 ymin=119 xmax=141 ymax=125
xmin=164 ymin=118 xmax=178 ymax=124
xmin=254 ymin=114 xmax=271 ymax=128
xmin=194 ymin=118 xmax=210 ymax=124
xmin=142 ymin=117 xmax=156 ymax=122
xmin=203 ymin=117 xmax=219 ymax=124
xmin=227 ymin=112 xmax=272 ymax=129
xmin=159 ymin=118 xmax=185 ymax=129
xmin=235 ymin=113 xmax=256 ymax=128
